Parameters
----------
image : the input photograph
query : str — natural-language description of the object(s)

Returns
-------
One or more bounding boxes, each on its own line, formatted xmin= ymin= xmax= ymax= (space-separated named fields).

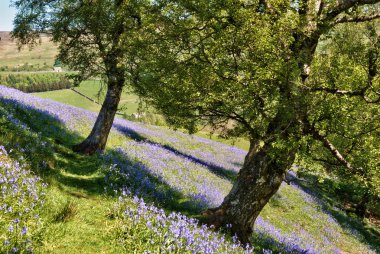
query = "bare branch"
xmin=335 ymin=13 xmax=380 ymax=24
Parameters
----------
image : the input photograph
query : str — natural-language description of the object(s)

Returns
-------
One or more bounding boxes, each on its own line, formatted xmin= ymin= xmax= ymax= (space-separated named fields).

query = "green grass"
xmin=195 ymin=131 xmax=250 ymax=151
xmin=32 ymin=89 xmax=102 ymax=112
xmin=36 ymin=162 xmax=123 ymax=253
xmin=0 ymin=105 xmax=121 ymax=253
xmin=33 ymin=80 xmax=141 ymax=115
xmin=73 ymin=80 xmax=106 ymax=104
xmin=75 ymin=80 xmax=140 ymax=115
xmin=0 ymin=91 xmax=379 ymax=253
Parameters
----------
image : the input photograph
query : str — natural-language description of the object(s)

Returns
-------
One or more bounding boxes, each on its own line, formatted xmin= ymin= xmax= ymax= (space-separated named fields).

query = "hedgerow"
xmin=0 ymin=73 xmax=72 ymax=92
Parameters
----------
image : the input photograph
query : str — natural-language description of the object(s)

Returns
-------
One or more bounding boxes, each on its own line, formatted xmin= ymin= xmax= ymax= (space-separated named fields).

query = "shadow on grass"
xmin=114 ymin=124 xmax=237 ymax=182
xmin=0 ymin=97 xmax=105 ymax=196
xmin=286 ymin=171 xmax=380 ymax=253
xmin=5 ymin=95 xmax=378 ymax=253
xmin=104 ymin=147 xmax=210 ymax=215
xmin=0 ymin=97 xmax=208 ymax=215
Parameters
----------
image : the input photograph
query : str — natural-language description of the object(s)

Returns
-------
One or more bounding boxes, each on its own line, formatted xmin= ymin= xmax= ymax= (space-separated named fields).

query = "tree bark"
xmin=73 ymin=78 xmax=124 ymax=155
xmin=203 ymin=139 xmax=297 ymax=244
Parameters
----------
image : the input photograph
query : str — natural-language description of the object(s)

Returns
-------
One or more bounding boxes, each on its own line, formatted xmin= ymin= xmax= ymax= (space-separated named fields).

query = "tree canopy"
xmin=12 ymin=0 xmax=150 ymax=154
xmin=135 ymin=0 xmax=380 ymax=242
xmin=11 ymin=0 xmax=380 ymax=244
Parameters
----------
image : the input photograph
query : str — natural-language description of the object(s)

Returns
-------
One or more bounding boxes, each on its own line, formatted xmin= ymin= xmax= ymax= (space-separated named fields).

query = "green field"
xmin=33 ymin=80 xmax=140 ymax=114
xmin=74 ymin=80 xmax=140 ymax=115
xmin=33 ymin=89 xmax=102 ymax=112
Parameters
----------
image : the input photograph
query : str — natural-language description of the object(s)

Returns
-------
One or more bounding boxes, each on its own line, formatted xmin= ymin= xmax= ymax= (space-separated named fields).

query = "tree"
xmin=299 ymin=22 xmax=380 ymax=218
xmin=136 ymin=0 xmax=380 ymax=243
xmin=12 ymin=0 xmax=149 ymax=154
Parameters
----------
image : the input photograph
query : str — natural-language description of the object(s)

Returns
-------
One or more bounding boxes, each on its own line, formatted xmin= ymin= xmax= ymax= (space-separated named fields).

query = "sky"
xmin=0 ymin=0 xmax=17 ymax=31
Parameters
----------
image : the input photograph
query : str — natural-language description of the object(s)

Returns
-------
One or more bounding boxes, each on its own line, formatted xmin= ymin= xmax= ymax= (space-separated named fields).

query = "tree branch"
xmin=305 ymin=86 xmax=366 ymax=96
xmin=335 ymin=13 xmax=380 ymax=24
xmin=311 ymin=156 xmax=341 ymax=166
xmin=299 ymin=108 xmax=357 ymax=171
xmin=307 ymin=124 xmax=354 ymax=171
xmin=322 ymin=0 xmax=380 ymax=23
xmin=317 ymin=0 xmax=325 ymax=17
xmin=302 ymin=80 xmax=373 ymax=99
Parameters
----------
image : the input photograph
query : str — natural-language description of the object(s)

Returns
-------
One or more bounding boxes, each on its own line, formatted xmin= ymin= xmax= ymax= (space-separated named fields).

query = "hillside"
xmin=0 ymin=32 xmax=57 ymax=68
xmin=0 ymin=85 xmax=379 ymax=253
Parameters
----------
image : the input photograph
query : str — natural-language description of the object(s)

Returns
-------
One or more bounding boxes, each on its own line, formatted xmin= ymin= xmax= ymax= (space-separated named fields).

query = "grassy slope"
xmin=33 ymin=81 xmax=250 ymax=150
xmin=0 ymin=95 xmax=121 ymax=252
xmin=0 ymin=87 xmax=379 ymax=253
xmin=0 ymin=90 xmax=244 ymax=253
xmin=0 ymin=32 xmax=57 ymax=67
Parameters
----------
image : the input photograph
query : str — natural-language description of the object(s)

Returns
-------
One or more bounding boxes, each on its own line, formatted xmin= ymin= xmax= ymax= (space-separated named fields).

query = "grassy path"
xmin=27 ymin=144 xmax=123 ymax=253
xmin=39 ymin=195 xmax=121 ymax=253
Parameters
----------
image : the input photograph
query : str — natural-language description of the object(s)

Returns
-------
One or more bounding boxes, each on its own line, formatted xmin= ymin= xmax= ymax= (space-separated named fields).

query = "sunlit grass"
xmin=0 ymin=86 xmax=379 ymax=253
xmin=33 ymin=89 xmax=102 ymax=112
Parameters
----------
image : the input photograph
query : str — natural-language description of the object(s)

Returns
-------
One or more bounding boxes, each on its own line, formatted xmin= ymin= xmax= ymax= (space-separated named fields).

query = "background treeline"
xmin=0 ymin=73 xmax=72 ymax=92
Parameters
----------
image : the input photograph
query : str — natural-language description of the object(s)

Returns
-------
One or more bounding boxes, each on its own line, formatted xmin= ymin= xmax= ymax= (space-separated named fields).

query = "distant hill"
xmin=0 ymin=31 xmax=12 ymax=41
xmin=0 ymin=31 xmax=58 ymax=69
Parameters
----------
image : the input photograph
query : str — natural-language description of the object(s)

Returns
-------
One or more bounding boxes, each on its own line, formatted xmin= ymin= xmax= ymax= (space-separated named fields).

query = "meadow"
xmin=33 ymin=80 xmax=250 ymax=150
xmin=0 ymin=85 xmax=379 ymax=253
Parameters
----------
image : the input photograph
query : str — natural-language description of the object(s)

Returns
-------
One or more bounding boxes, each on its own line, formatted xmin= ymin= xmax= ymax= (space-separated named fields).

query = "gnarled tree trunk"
xmin=73 ymin=78 xmax=124 ymax=155
xmin=203 ymin=138 xmax=297 ymax=244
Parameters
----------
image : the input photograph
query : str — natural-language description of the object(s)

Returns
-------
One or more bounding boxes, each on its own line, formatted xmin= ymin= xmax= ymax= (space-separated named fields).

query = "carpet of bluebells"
xmin=0 ymin=146 xmax=47 ymax=253
xmin=0 ymin=85 xmax=377 ymax=253
xmin=114 ymin=193 xmax=254 ymax=253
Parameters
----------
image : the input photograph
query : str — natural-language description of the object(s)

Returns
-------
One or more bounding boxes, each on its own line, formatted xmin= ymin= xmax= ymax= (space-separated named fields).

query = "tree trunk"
xmin=355 ymin=190 xmax=370 ymax=218
xmin=203 ymin=139 xmax=296 ymax=244
xmin=73 ymin=79 xmax=123 ymax=155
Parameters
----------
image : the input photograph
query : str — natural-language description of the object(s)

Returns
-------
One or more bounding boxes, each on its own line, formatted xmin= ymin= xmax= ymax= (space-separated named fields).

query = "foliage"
xmin=134 ymin=0 xmax=380 ymax=228
xmin=297 ymin=22 xmax=380 ymax=212
xmin=11 ymin=0 xmax=151 ymax=89
xmin=136 ymin=0 xmax=299 ymax=135
xmin=0 ymin=72 xmax=72 ymax=92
